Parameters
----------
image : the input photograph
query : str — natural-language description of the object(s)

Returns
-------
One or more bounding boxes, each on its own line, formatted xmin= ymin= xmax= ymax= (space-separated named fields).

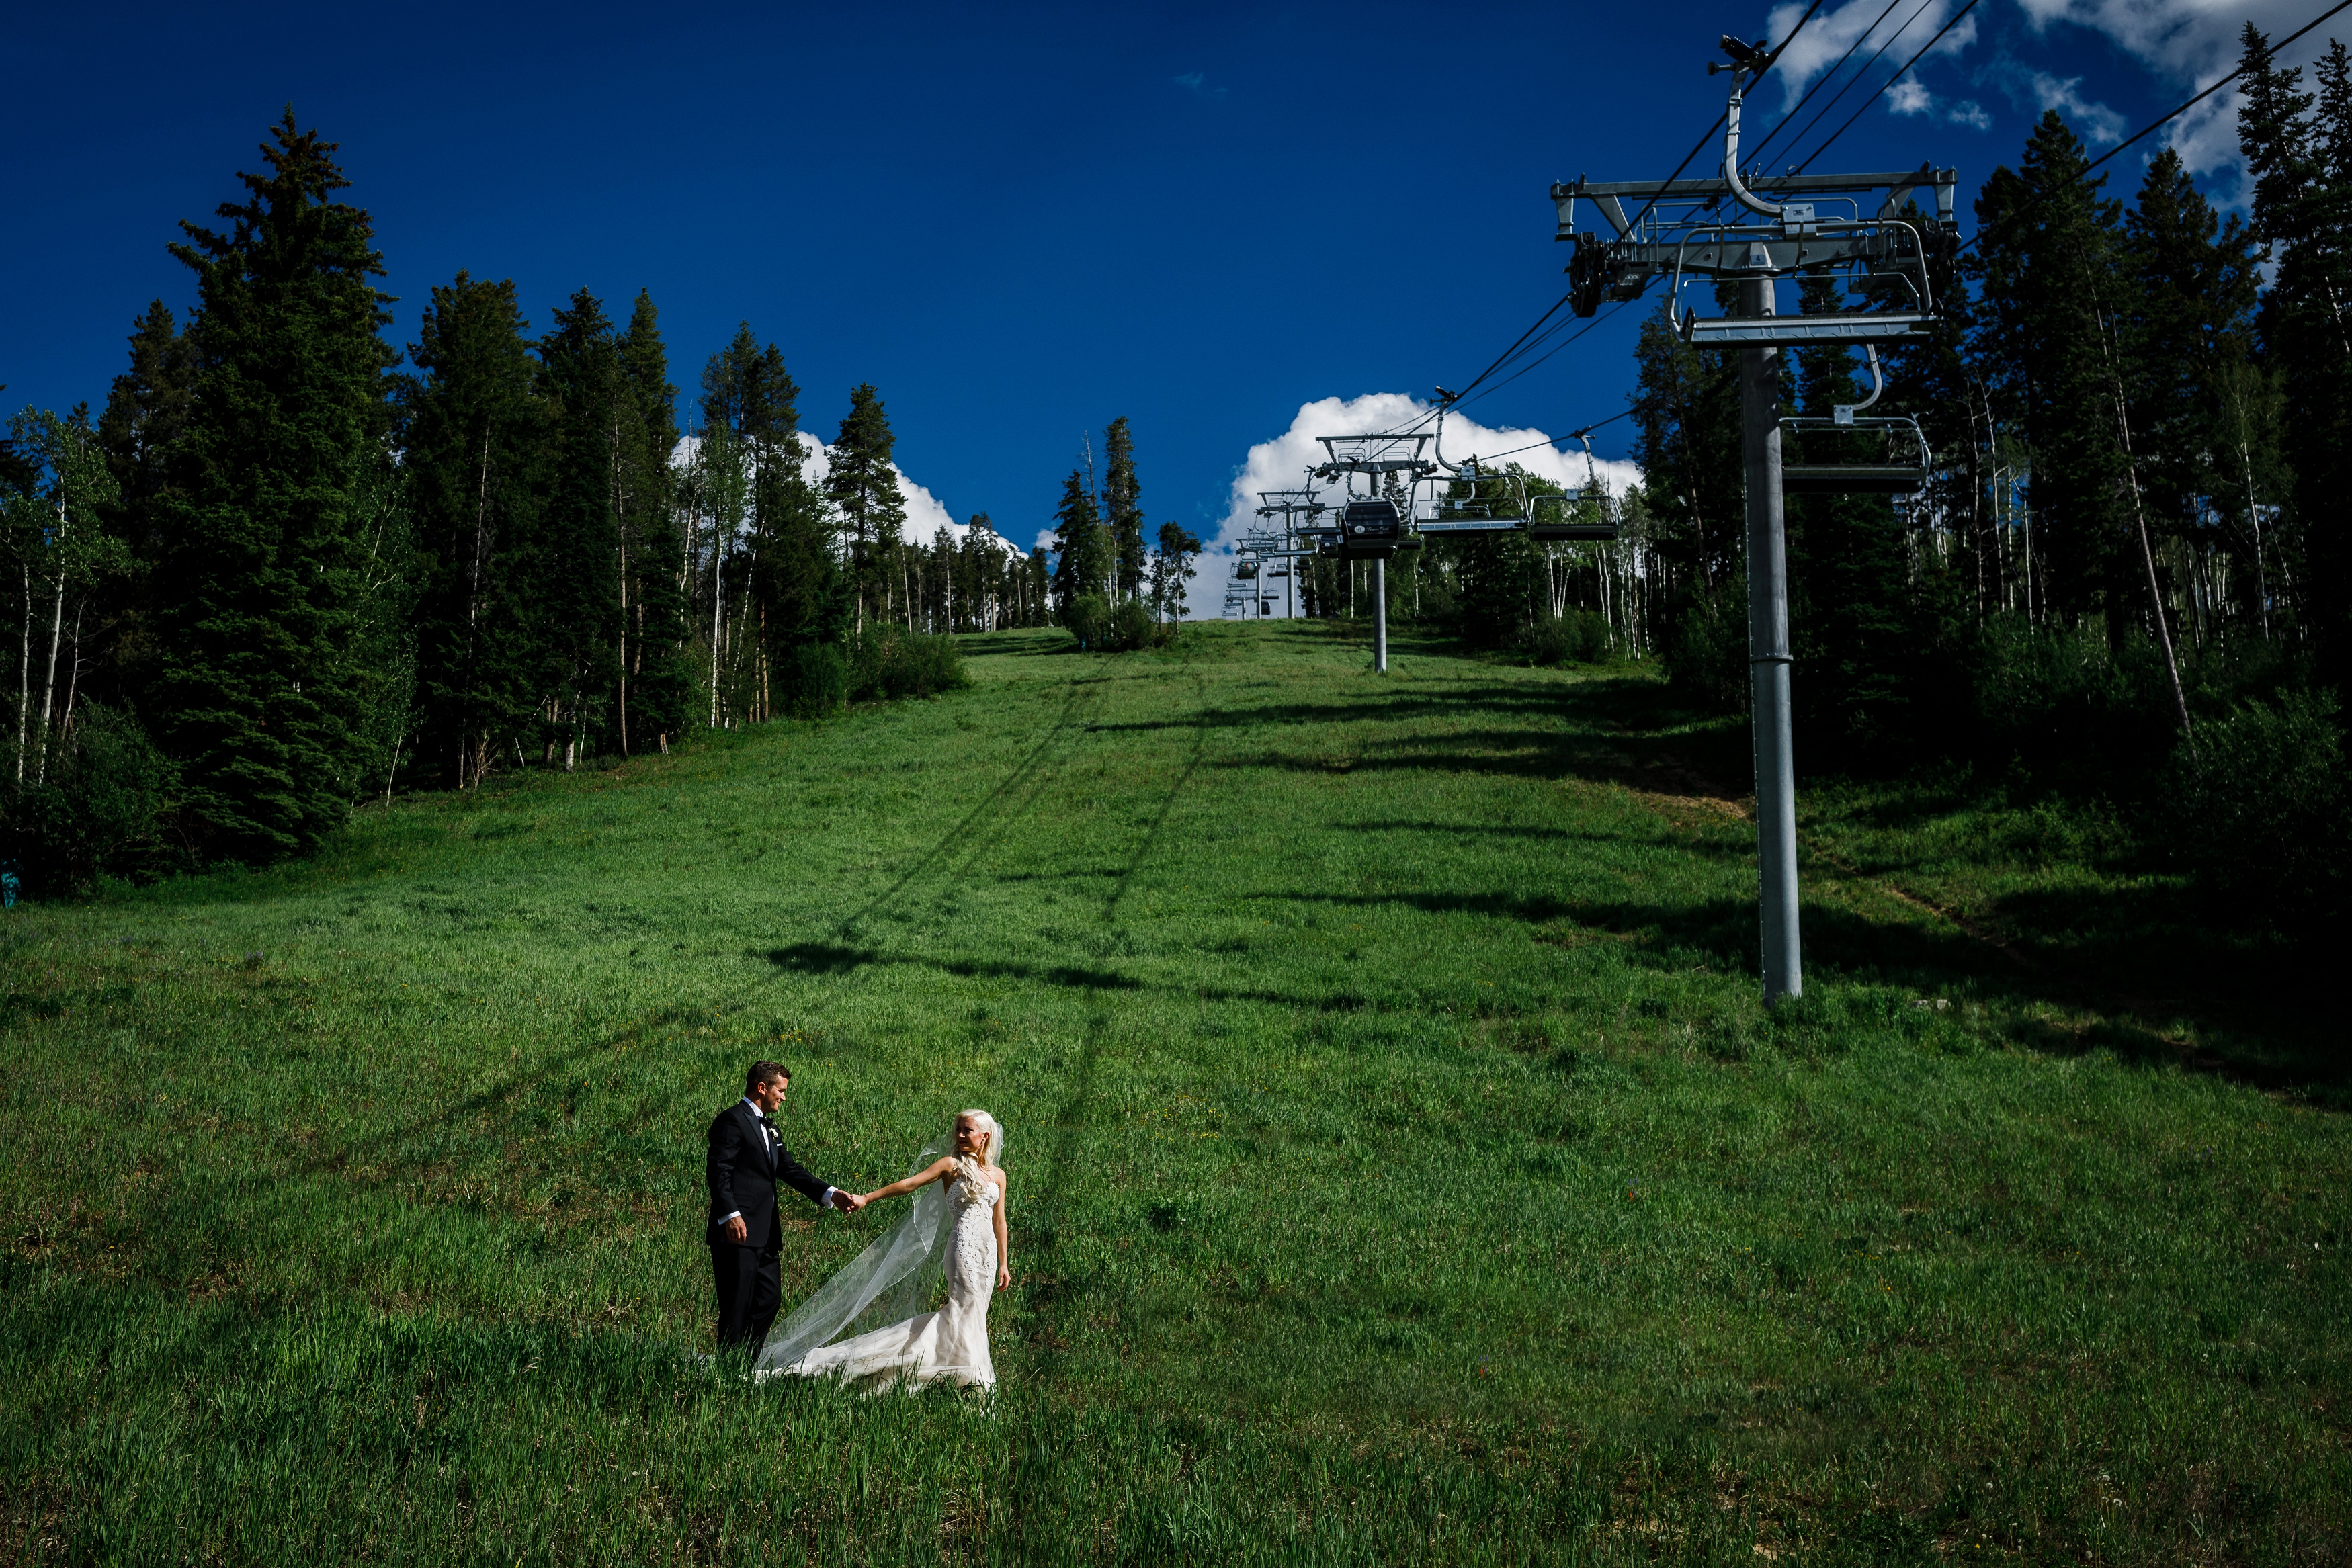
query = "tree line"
xmin=0 ymin=112 xmax=1068 ymax=889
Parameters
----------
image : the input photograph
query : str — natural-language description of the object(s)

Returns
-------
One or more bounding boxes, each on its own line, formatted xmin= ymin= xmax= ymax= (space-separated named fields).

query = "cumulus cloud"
xmin=1764 ymin=0 xmax=1981 ymax=111
xmin=670 ymin=433 xmax=970 ymax=546
xmin=1887 ymin=79 xmax=1935 ymax=117
xmin=1187 ymin=393 xmax=1644 ymax=620
xmin=1949 ymin=98 xmax=1992 ymax=130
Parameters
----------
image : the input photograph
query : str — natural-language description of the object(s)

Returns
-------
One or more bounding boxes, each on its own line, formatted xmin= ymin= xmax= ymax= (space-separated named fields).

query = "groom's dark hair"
xmin=745 ymin=1060 xmax=790 ymax=1094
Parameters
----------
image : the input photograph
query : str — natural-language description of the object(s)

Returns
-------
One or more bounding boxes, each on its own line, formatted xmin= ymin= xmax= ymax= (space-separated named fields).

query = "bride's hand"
xmin=997 ymin=1264 xmax=1011 ymax=1289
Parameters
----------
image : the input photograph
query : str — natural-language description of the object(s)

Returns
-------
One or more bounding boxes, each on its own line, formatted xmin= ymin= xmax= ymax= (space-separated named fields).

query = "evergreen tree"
xmin=1027 ymin=546 xmax=1052 ymax=626
xmin=2121 ymin=148 xmax=2268 ymax=628
xmin=146 ymin=112 xmax=398 ymax=861
xmin=1628 ymin=302 xmax=1742 ymax=596
xmin=533 ymin=290 xmax=626 ymax=768
xmin=2242 ymin=25 xmax=2352 ymax=677
xmin=702 ymin=326 xmax=833 ymax=717
xmin=1788 ymin=275 xmax=1919 ymax=763
xmin=1969 ymin=112 xmax=2133 ymax=637
xmin=823 ymin=384 xmax=907 ymax=635
xmin=1103 ymin=416 xmax=1146 ymax=601
xmin=1050 ymin=470 xmax=1112 ymax=613
xmin=96 ymin=301 xmax=196 ymax=570
xmin=399 ymin=271 xmax=546 ymax=787
xmin=1148 ymin=521 xmax=1202 ymax=621
xmin=616 ymin=290 xmax=691 ymax=750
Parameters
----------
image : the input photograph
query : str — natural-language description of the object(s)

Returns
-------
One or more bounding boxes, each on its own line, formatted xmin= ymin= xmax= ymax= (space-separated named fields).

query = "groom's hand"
xmin=835 ymin=1192 xmax=865 ymax=1213
xmin=724 ymin=1215 xmax=747 ymax=1244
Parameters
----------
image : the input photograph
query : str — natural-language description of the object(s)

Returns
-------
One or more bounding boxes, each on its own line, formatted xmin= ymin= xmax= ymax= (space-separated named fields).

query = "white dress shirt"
xmin=720 ymin=1096 xmax=840 ymax=1226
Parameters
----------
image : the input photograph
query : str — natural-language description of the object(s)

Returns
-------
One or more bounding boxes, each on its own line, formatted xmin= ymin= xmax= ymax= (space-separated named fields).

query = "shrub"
xmin=847 ymin=627 xmax=968 ymax=702
xmin=1063 ymin=593 xmax=1111 ymax=650
xmin=1524 ymin=609 xmax=1613 ymax=666
xmin=1667 ymin=574 xmax=1747 ymax=713
xmin=2155 ymin=690 xmax=2347 ymax=925
xmin=0 ymin=703 xmax=181 ymax=897
xmin=784 ymin=642 xmax=851 ymax=717
xmin=1105 ymin=599 xmax=1157 ymax=652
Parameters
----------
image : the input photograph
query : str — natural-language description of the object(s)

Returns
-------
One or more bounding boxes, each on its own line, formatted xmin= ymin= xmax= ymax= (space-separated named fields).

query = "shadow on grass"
xmin=756 ymin=941 xmax=1374 ymax=1014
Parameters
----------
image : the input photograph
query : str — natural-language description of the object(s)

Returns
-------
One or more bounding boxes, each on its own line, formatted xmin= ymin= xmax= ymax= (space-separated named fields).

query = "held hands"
xmin=832 ymin=1191 xmax=868 ymax=1213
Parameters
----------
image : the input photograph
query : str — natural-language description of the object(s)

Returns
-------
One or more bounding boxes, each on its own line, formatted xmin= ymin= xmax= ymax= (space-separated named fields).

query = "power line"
xmin=1956 ymin=0 xmax=2352 ymax=255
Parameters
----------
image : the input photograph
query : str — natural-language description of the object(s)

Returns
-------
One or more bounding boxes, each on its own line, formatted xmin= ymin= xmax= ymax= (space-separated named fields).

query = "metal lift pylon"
xmin=1312 ymin=435 xmax=1436 ymax=672
xmin=1552 ymin=34 xmax=1958 ymax=1006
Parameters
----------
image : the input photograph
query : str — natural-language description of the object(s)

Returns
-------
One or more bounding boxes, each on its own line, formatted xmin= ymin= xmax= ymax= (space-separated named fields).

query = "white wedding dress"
xmin=761 ymin=1164 xmax=999 ymax=1391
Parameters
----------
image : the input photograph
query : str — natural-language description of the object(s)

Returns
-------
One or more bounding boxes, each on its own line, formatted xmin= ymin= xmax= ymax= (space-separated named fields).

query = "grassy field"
xmin=1 ymin=620 xmax=2344 ymax=1565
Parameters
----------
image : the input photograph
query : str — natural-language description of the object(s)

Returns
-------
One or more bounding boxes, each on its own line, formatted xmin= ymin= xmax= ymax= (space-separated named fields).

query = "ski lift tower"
xmin=1552 ymin=30 xmax=1958 ymax=1006
xmin=1314 ymin=434 xmax=1437 ymax=672
xmin=1257 ymin=488 xmax=1329 ymax=619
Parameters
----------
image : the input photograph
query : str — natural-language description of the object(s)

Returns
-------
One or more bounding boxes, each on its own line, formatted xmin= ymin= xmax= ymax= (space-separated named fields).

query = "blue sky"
xmin=3 ymin=1 xmax=2331 ymax=571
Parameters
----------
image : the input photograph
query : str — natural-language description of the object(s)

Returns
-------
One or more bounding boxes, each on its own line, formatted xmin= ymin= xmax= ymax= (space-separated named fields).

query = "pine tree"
xmin=1149 ymin=521 xmax=1202 ymax=621
xmin=533 ymin=290 xmax=626 ymax=768
xmin=1789 ymin=275 xmax=1917 ymax=763
xmin=1628 ymin=303 xmax=1741 ymax=595
xmin=2242 ymin=25 xmax=2352 ymax=674
xmin=1969 ymin=112 xmax=2132 ymax=637
xmin=399 ymin=271 xmax=546 ymax=787
xmin=825 ymin=384 xmax=907 ymax=634
xmin=616 ymin=291 xmax=691 ymax=750
xmin=146 ymin=112 xmax=398 ymax=861
xmin=1050 ymin=470 xmax=1112 ymax=615
xmin=1103 ymin=416 xmax=1146 ymax=601
xmin=2121 ymin=148 xmax=2268 ymax=635
xmin=96 ymin=301 xmax=196 ymax=567
xmin=702 ymin=325 xmax=829 ymax=713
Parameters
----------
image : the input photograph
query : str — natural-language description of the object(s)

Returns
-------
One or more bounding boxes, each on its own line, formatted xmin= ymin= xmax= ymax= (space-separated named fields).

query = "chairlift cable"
xmin=1788 ymin=0 xmax=1983 ymax=175
xmin=1368 ymin=6 xmax=1842 ymax=448
xmin=1742 ymin=0 xmax=1909 ymax=171
xmin=1954 ymin=0 xmax=2352 ymax=255
xmin=1763 ymin=0 xmax=1940 ymax=179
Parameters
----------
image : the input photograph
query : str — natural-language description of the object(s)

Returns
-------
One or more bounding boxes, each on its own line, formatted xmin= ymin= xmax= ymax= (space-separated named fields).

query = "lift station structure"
xmin=1552 ymin=32 xmax=1959 ymax=1006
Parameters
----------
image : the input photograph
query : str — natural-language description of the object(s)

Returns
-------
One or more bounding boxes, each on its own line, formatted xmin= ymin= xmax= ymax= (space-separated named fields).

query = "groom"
xmin=706 ymin=1060 xmax=860 ymax=1357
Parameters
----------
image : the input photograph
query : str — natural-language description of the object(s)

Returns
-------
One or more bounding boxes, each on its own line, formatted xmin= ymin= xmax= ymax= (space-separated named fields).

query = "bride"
xmin=755 ymin=1110 xmax=1009 ymax=1391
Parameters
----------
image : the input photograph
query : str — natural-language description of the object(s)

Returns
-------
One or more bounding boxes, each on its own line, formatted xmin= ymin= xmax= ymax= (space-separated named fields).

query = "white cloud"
xmin=1949 ymin=98 xmax=1992 ymax=130
xmin=2003 ymin=1 xmax=2335 ymax=185
xmin=1187 ymin=393 xmax=1644 ymax=621
xmin=669 ymin=433 xmax=970 ymax=546
xmin=1887 ymin=79 xmax=1935 ymax=117
xmin=1764 ymin=0 xmax=1981 ymax=111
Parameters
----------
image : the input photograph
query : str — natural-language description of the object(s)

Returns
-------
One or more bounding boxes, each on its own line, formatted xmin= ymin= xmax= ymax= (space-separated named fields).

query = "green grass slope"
xmin=2 ymin=622 xmax=2345 ymax=1565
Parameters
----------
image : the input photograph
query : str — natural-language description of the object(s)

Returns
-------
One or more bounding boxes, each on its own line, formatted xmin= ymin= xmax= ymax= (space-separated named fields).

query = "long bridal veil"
xmin=754 ymin=1140 xmax=952 ymax=1374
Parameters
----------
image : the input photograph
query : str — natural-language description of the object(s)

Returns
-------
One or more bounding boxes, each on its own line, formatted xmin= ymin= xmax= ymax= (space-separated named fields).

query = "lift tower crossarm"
xmin=1551 ymin=169 xmax=1959 ymax=239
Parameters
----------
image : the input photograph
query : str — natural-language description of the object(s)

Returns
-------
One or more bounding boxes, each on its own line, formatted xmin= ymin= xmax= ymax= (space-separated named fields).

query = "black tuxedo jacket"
xmin=706 ymin=1100 xmax=832 ymax=1250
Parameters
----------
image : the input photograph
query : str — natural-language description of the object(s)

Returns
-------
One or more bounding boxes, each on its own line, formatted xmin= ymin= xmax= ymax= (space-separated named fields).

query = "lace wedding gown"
xmin=769 ymin=1168 xmax=999 ymax=1390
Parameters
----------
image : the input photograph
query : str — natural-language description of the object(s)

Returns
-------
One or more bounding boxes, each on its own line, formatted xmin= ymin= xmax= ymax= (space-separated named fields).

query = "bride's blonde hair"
xmin=954 ymin=1108 xmax=1003 ymax=1167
